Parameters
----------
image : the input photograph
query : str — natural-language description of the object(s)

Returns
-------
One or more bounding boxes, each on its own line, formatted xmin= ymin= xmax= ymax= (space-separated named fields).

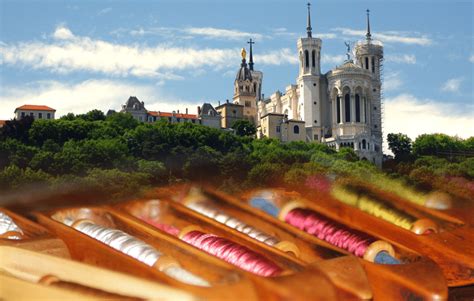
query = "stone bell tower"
xmin=233 ymin=48 xmax=258 ymax=124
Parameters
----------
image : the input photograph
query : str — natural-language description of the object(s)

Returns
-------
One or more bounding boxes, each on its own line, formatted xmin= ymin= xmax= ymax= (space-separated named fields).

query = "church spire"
xmin=366 ymin=9 xmax=372 ymax=41
xmin=248 ymin=38 xmax=255 ymax=71
xmin=306 ymin=2 xmax=312 ymax=38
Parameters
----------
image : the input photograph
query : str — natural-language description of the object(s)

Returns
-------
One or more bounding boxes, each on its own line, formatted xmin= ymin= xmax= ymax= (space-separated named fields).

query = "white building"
xmin=240 ymin=5 xmax=384 ymax=166
xmin=14 ymin=105 xmax=56 ymax=120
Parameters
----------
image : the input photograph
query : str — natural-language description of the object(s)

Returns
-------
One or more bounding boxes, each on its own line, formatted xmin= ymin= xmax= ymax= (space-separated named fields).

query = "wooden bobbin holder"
xmin=174 ymin=184 xmax=448 ymax=301
xmin=152 ymin=186 xmax=379 ymax=299
xmin=35 ymin=205 xmax=341 ymax=301
xmin=0 ymin=245 xmax=196 ymax=301
xmin=299 ymin=180 xmax=474 ymax=288
xmin=0 ymin=207 xmax=69 ymax=258
xmin=114 ymin=198 xmax=353 ymax=298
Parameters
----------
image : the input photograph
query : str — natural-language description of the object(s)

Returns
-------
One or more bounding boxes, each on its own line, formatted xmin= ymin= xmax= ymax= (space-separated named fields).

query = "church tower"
xmin=354 ymin=9 xmax=384 ymax=166
xmin=233 ymin=48 xmax=258 ymax=124
xmin=296 ymin=2 xmax=325 ymax=141
xmin=248 ymin=38 xmax=263 ymax=103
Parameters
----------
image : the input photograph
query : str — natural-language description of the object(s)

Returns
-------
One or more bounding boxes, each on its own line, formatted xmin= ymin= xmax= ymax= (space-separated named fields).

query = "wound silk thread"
xmin=141 ymin=218 xmax=180 ymax=236
xmin=186 ymin=201 xmax=280 ymax=246
xmin=182 ymin=230 xmax=283 ymax=277
xmin=72 ymin=220 xmax=210 ymax=287
xmin=284 ymin=208 xmax=375 ymax=257
xmin=331 ymin=186 xmax=417 ymax=231
xmin=0 ymin=211 xmax=23 ymax=239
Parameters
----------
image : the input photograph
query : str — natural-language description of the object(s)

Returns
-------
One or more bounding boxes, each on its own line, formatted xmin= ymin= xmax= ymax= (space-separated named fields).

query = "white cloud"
xmin=184 ymin=27 xmax=263 ymax=41
xmin=255 ymin=48 xmax=298 ymax=65
xmin=332 ymin=28 xmax=432 ymax=46
xmin=385 ymin=54 xmax=416 ymax=64
xmin=384 ymin=94 xmax=474 ymax=152
xmin=97 ymin=7 xmax=112 ymax=16
xmin=52 ymin=26 xmax=75 ymax=40
xmin=384 ymin=72 xmax=403 ymax=91
xmin=0 ymin=26 xmax=297 ymax=78
xmin=321 ymin=54 xmax=346 ymax=65
xmin=469 ymin=54 xmax=474 ymax=63
xmin=0 ymin=80 xmax=201 ymax=120
xmin=441 ymin=77 xmax=463 ymax=93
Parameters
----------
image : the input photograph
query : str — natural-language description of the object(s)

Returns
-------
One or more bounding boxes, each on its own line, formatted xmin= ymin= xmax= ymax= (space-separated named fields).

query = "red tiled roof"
xmin=148 ymin=111 xmax=197 ymax=119
xmin=15 ymin=105 xmax=56 ymax=112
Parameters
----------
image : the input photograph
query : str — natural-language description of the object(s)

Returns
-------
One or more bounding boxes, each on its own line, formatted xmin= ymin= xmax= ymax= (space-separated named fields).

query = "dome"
xmin=337 ymin=60 xmax=363 ymax=72
xmin=236 ymin=59 xmax=252 ymax=81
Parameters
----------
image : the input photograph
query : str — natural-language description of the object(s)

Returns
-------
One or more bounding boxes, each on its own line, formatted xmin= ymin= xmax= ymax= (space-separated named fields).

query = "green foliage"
xmin=2 ymin=111 xmax=471 ymax=202
xmin=335 ymin=147 xmax=359 ymax=162
xmin=387 ymin=133 xmax=412 ymax=161
xmin=412 ymin=133 xmax=467 ymax=158
xmin=77 ymin=109 xmax=106 ymax=121
xmin=231 ymin=119 xmax=256 ymax=137
xmin=0 ymin=116 xmax=34 ymax=143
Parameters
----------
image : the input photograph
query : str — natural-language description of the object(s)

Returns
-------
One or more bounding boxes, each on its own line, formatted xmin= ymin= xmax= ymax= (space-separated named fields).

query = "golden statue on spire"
xmin=241 ymin=48 xmax=247 ymax=60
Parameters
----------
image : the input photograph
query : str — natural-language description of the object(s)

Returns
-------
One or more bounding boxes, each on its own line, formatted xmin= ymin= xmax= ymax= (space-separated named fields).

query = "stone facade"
xmin=251 ymin=5 xmax=383 ymax=166
xmin=258 ymin=113 xmax=306 ymax=142
xmin=215 ymin=101 xmax=244 ymax=129
xmin=120 ymin=96 xmax=221 ymax=128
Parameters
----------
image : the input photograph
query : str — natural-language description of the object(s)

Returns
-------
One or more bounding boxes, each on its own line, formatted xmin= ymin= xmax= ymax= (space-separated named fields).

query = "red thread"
xmin=284 ymin=208 xmax=375 ymax=257
xmin=182 ymin=230 xmax=282 ymax=277
xmin=142 ymin=218 xmax=180 ymax=237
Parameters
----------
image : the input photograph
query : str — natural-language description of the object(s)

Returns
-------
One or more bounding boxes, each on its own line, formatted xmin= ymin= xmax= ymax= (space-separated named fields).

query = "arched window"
xmin=305 ymin=50 xmax=309 ymax=68
xmin=336 ymin=96 xmax=341 ymax=124
xmin=311 ymin=50 xmax=316 ymax=67
xmin=253 ymin=82 xmax=257 ymax=93
xmin=355 ymin=94 xmax=361 ymax=122
xmin=365 ymin=57 xmax=369 ymax=70
xmin=371 ymin=57 xmax=375 ymax=73
xmin=362 ymin=139 xmax=366 ymax=149
xmin=345 ymin=93 xmax=351 ymax=122
xmin=294 ymin=125 xmax=300 ymax=134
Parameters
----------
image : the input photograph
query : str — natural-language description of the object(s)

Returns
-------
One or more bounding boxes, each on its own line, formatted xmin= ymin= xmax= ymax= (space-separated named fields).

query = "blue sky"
xmin=0 ymin=0 xmax=473 ymax=147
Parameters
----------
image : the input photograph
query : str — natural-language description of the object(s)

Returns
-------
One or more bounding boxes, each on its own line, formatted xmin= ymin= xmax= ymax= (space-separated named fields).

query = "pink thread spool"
xmin=279 ymin=201 xmax=395 ymax=262
xmin=180 ymin=227 xmax=283 ymax=277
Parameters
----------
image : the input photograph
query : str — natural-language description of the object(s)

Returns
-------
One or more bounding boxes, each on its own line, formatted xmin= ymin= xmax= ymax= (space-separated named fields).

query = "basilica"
xmin=119 ymin=3 xmax=385 ymax=166
xmin=226 ymin=4 xmax=384 ymax=166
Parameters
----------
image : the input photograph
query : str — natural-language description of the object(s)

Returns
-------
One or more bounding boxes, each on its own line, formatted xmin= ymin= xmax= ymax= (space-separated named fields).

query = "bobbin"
xmin=424 ymin=191 xmax=452 ymax=210
xmin=278 ymin=200 xmax=307 ymax=221
xmin=273 ymin=241 xmax=301 ymax=258
xmin=38 ymin=275 xmax=61 ymax=286
xmin=411 ymin=218 xmax=438 ymax=235
xmin=178 ymin=225 xmax=205 ymax=239
xmin=71 ymin=218 xmax=96 ymax=229
xmin=363 ymin=240 xmax=396 ymax=262
xmin=0 ymin=230 xmax=24 ymax=239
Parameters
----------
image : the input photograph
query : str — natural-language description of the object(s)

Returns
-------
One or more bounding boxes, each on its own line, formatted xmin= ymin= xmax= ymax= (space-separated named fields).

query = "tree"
xmin=78 ymin=109 xmax=106 ymax=121
xmin=387 ymin=133 xmax=412 ymax=161
xmin=0 ymin=116 xmax=34 ymax=143
xmin=231 ymin=120 xmax=256 ymax=137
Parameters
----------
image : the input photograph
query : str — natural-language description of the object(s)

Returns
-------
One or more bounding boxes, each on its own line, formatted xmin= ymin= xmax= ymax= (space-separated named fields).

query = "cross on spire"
xmin=307 ymin=2 xmax=312 ymax=38
xmin=366 ymin=9 xmax=372 ymax=41
xmin=247 ymin=38 xmax=255 ymax=71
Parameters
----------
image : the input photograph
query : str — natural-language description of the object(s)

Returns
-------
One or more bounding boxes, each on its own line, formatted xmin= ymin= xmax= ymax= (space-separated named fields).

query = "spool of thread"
xmin=38 ymin=275 xmax=141 ymax=300
xmin=186 ymin=201 xmax=280 ymax=246
xmin=249 ymin=198 xmax=400 ymax=265
xmin=179 ymin=227 xmax=283 ymax=277
xmin=0 ymin=212 xmax=24 ymax=240
xmin=141 ymin=218 xmax=181 ymax=237
xmin=71 ymin=219 xmax=210 ymax=287
xmin=185 ymin=200 xmax=300 ymax=257
xmin=331 ymin=186 xmax=438 ymax=235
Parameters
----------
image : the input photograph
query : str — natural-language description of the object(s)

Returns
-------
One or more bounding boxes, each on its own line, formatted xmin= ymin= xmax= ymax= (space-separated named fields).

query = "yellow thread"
xmin=331 ymin=186 xmax=416 ymax=230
